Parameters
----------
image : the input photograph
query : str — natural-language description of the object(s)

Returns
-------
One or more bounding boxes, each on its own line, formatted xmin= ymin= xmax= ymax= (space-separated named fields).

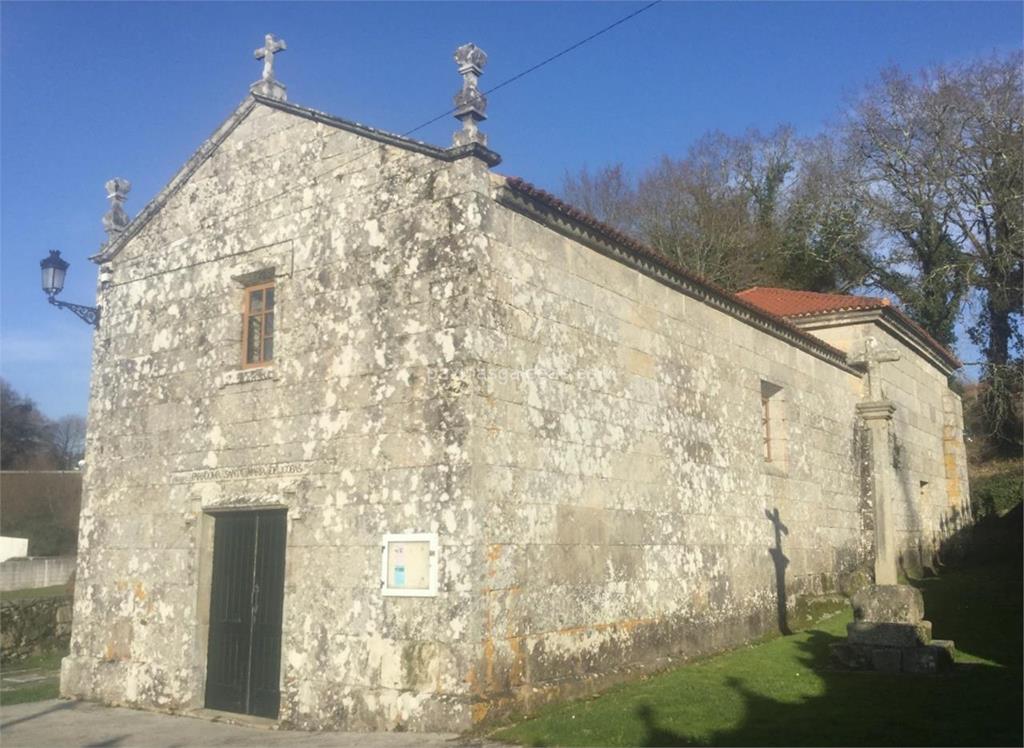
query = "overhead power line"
xmin=403 ymin=0 xmax=664 ymax=137
xmin=319 ymin=2 xmax=663 ymax=183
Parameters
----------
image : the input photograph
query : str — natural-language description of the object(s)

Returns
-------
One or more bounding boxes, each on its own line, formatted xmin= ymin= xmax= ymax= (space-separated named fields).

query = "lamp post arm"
xmin=48 ymin=296 xmax=100 ymax=328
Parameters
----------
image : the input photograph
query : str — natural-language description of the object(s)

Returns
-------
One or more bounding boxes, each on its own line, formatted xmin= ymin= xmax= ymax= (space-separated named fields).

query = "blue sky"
xmin=2 ymin=1 xmax=1021 ymax=418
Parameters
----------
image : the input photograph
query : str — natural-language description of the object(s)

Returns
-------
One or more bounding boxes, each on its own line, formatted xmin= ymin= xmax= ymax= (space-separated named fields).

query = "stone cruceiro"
xmin=832 ymin=583 xmax=955 ymax=674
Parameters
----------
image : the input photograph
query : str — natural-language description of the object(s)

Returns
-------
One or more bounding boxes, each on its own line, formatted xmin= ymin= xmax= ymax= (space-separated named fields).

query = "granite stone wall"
xmin=808 ymin=323 xmax=971 ymax=574
xmin=62 ymin=102 xmax=492 ymax=731
xmin=461 ymin=197 xmax=868 ymax=720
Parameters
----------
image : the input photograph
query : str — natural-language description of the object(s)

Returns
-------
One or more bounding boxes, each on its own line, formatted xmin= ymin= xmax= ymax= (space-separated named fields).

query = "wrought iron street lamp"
xmin=40 ymin=250 xmax=100 ymax=327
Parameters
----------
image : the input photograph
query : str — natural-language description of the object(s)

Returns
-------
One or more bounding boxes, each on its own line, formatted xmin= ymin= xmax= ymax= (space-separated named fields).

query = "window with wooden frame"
xmin=761 ymin=388 xmax=773 ymax=462
xmin=760 ymin=380 xmax=786 ymax=467
xmin=242 ymin=282 xmax=275 ymax=367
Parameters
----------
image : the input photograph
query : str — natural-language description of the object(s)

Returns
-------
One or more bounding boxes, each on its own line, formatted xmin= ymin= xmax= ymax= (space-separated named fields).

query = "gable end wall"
xmin=62 ymin=104 xmax=493 ymax=731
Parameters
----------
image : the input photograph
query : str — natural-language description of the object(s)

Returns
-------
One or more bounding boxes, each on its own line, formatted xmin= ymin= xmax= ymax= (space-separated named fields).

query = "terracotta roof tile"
xmin=736 ymin=287 xmax=890 ymax=317
xmin=737 ymin=287 xmax=960 ymax=369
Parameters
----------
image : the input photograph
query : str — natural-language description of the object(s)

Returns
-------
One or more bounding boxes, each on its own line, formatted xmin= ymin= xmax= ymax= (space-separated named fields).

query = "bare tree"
xmin=0 ymin=380 xmax=89 ymax=470
xmin=946 ymin=54 xmax=1023 ymax=453
xmin=634 ymin=141 xmax=754 ymax=287
xmin=778 ymin=134 xmax=872 ymax=292
xmin=562 ymin=127 xmax=870 ymax=292
xmin=848 ymin=53 xmax=1022 ymax=452
xmin=51 ymin=415 xmax=87 ymax=469
xmin=845 ymin=67 xmax=968 ymax=347
xmin=0 ymin=379 xmax=55 ymax=470
xmin=731 ymin=126 xmax=797 ymax=230
xmin=562 ymin=163 xmax=637 ymax=231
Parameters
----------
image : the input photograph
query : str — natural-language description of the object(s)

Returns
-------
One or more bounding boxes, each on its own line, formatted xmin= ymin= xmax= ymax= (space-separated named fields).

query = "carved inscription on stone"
xmin=218 ymin=367 xmax=277 ymax=388
xmin=171 ymin=462 xmax=306 ymax=484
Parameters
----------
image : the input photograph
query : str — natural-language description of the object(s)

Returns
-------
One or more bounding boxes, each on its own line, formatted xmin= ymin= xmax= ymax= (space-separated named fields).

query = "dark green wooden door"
xmin=204 ymin=510 xmax=286 ymax=718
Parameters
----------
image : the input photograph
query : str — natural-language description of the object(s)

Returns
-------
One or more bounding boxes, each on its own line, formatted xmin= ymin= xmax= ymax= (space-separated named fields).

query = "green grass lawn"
xmin=0 ymin=585 xmax=69 ymax=602
xmin=1 ymin=650 xmax=65 ymax=706
xmin=0 ymin=678 xmax=60 ymax=706
xmin=492 ymin=561 xmax=1023 ymax=747
xmin=0 ymin=587 xmax=71 ymax=705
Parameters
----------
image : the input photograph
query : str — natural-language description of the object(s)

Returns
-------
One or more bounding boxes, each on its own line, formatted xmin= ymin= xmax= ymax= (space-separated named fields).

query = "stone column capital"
xmin=856 ymin=400 xmax=896 ymax=421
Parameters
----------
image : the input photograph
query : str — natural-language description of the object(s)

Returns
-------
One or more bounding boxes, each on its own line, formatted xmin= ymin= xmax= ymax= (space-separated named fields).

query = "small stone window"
xmin=242 ymin=281 xmax=275 ymax=367
xmin=760 ymin=380 xmax=787 ymax=468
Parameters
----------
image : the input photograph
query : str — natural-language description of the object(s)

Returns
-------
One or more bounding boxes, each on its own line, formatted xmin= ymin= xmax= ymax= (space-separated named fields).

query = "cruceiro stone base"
xmin=831 ymin=638 xmax=955 ymax=674
xmin=830 ymin=584 xmax=955 ymax=674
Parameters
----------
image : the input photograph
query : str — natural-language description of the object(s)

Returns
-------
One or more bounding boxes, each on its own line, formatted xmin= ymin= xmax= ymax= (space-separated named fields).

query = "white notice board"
xmin=381 ymin=532 xmax=438 ymax=597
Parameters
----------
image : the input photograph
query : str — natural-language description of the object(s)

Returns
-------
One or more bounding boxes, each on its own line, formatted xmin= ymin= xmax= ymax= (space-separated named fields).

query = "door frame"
xmin=195 ymin=505 xmax=288 ymax=717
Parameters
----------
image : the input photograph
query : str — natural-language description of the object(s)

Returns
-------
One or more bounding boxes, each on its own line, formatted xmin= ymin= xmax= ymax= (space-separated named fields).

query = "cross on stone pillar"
xmin=251 ymin=33 xmax=287 ymax=101
xmin=848 ymin=337 xmax=901 ymax=402
xmin=102 ymin=178 xmax=131 ymax=240
xmin=849 ymin=337 xmax=902 ymax=585
xmin=452 ymin=43 xmax=489 ymax=147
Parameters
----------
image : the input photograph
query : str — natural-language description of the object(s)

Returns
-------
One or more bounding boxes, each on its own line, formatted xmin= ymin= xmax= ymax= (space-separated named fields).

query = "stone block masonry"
xmin=466 ymin=185 xmax=869 ymax=722
xmin=64 ymin=101 xmax=499 ymax=731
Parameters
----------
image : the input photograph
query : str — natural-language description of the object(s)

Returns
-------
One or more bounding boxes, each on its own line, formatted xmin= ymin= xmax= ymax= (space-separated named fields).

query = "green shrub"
xmin=971 ymin=470 xmax=1024 ymax=518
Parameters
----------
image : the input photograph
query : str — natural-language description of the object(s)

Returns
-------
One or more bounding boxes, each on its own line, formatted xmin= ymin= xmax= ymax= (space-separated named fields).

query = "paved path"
xmin=0 ymin=700 xmax=500 ymax=747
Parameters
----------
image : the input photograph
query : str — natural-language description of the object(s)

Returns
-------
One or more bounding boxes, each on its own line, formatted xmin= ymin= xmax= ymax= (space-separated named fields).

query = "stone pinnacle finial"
xmin=251 ymin=33 xmax=287 ymax=101
xmin=452 ymin=43 xmax=488 ymax=147
xmin=102 ymin=178 xmax=131 ymax=239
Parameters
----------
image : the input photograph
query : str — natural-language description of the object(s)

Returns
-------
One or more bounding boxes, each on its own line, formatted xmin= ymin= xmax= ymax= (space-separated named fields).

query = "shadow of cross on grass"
xmin=628 ymin=560 xmax=1023 ymax=748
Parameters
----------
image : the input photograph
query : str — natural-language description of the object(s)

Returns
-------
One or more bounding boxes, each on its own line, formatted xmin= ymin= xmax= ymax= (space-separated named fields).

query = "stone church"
xmin=60 ymin=37 xmax=971 ymax=731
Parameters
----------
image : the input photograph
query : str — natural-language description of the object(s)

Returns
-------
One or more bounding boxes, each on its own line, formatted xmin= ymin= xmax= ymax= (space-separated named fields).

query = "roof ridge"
xmin=740 ymin=286 xmax=886 ymax=302
xmin=93 ymin=95 xmax=259 ymax=264
xmin=253 ymin=95 xmax=500 ymax=166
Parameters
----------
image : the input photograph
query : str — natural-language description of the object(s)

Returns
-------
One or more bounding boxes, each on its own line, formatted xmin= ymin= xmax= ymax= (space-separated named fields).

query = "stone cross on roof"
xmin=848 ymin=337 xmax=901 ymax=401
xmin=251 ymin=34 xmax=287 ymax=101
xmin=452 ymin=43 xmax=489 ymax=147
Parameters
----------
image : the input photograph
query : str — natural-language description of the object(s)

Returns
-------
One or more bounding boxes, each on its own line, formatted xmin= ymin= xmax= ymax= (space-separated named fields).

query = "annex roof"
xmin=736 ymin=287 xmax=891 ymax=317
xmin=737 ymin=286 xmax=961 ymax=371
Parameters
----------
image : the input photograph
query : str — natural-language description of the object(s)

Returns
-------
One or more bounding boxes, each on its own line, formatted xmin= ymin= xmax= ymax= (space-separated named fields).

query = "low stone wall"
xmin=0 ymin=556 xmax=76 ymax=592
xmin=1 ymin=595 xmax=73 ymax=661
